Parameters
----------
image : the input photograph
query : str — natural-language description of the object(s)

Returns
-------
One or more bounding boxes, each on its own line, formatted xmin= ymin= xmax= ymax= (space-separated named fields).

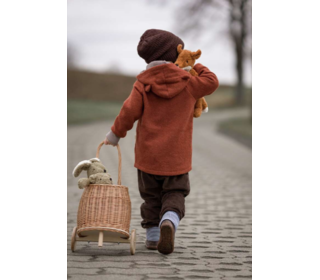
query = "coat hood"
xmin=137 ymin=63 xmax=191 ymax=99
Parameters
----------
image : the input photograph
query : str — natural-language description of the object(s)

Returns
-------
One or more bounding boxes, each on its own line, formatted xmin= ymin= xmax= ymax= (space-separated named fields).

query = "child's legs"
xmin=160 ymin=173 xmax=190 ymax=221
xmin=137 ymin=169 xmax=163 ymax=228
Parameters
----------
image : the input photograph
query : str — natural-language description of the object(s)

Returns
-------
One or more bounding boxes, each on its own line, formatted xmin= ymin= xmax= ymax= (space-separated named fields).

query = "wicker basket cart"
xmin=71 ymin=142 xmax=136 ymax=255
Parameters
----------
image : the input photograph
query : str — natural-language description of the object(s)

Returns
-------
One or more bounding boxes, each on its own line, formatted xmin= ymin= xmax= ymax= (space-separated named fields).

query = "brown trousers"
xmin=138 ymin=169 xmax=190 ymax=228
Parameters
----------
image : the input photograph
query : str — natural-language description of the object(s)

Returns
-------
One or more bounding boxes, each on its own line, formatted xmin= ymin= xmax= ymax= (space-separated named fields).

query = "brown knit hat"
xmin=137 ymin=29 xmax=184 ymax=64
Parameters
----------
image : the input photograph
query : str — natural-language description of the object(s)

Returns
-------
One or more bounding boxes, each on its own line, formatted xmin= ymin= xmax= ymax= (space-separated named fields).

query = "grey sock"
xmin=159 ymin=211 xmax=180 ymax=232
xmin=146 ymin=226 xmax=160 ymax=241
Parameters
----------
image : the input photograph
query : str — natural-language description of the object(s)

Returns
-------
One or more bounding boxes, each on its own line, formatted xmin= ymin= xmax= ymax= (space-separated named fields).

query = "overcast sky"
xmin=67 ymin=0 xmax=251 ymax=86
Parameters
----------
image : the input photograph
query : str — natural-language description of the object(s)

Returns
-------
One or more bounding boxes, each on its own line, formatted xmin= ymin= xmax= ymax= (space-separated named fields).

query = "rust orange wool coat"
xmin=111 ymin=63 xmax=219 ymax=176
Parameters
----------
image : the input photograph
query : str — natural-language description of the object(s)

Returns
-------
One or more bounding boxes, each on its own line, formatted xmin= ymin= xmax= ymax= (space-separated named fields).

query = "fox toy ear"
xmin=191 ymin=49 xmax=201 ymax=59
xmin=73 ymin=160 xmax=91 ymax=177
xmin=177 ymin=44 xmax=183 ymax=54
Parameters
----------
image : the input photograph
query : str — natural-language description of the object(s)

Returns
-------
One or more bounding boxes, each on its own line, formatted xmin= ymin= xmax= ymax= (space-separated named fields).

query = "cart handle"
xmin=96 ymin=142 xmax=122 ymax=185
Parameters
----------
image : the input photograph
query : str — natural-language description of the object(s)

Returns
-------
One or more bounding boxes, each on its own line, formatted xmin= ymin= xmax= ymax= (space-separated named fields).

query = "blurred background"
xmin=67 ymin=0 xmax=252 ymax=147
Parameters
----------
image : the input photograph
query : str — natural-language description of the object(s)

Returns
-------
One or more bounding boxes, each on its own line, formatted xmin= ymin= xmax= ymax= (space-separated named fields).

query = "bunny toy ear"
xmin=177 ymin=44 xmax=183 ymax=54
xmin=89 ymin=158 xmax=100 ymax=163
xmin=191 ymin=49 xmax=202 ymax=59
xmin=73 ymin=160 xmax=91 ymax=177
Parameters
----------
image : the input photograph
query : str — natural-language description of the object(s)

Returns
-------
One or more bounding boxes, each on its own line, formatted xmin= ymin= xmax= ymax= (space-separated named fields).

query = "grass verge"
xmin=68 ymin=100 xmax=122 ymax=125
xmin=218 ymin=117 xmax=252 ymax=148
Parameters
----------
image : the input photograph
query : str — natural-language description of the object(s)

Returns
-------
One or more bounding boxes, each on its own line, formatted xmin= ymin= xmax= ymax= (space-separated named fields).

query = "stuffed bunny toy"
xmin=73 ymin=158 xmax=113 ymax=189
xmin=174 ymin=44 xmax=208 ymax=118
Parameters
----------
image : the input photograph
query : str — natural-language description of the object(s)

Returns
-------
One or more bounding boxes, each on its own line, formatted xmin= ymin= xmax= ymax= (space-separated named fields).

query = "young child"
xmin=104 ymin=29 xmax=219 ymax=254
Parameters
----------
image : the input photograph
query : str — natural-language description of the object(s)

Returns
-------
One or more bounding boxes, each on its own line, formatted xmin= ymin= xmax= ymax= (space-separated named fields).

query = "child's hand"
xmin=104 ymin=137 xmax=116 ymax=146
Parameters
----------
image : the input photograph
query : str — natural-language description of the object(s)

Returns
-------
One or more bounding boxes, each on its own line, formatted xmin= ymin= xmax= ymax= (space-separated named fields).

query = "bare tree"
xmin=174 ymin=0 xmax=251 ymax=104
xmin=230 ymin=0 xmax=251 ymax=104
xmin=67 ymin=42 xmax=77 ymax=69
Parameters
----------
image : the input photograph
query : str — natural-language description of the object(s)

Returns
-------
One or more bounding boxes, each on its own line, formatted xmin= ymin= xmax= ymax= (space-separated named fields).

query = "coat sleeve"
xmin=110 ymin=81 xmax=144 ymax=138
xmin=187 ymin=63 xmax=219 ymax=100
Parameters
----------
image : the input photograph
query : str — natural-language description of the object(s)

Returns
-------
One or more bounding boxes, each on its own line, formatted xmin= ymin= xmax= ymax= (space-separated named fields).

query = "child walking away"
xmin=104 ymin=29 xmax=219 ymax=254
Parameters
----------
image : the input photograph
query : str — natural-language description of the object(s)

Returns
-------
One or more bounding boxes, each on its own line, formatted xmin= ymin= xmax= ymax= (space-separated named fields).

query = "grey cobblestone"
xmin=67 ymin=109 xmax=252 ymax=279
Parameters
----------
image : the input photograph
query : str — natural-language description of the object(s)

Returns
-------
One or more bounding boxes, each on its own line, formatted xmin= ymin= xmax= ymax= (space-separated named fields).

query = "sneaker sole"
xmin=157 ymin=223 xmax=174 ymax=254
xmin=145 ymin=243 xmax=158 ymax=250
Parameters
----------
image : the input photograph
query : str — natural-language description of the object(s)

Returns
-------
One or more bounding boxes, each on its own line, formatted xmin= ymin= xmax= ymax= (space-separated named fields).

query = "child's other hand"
xmin=104 ymin=137 xmax=116 ymax=146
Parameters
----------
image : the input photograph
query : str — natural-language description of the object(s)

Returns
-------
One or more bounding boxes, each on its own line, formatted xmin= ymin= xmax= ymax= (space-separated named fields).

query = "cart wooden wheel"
xmin=130 ymin=229 xmax=136 ymax=255
xmin=98 ymin=231 xmax=103 ymax=247
xmin=71 ymin=227 xmax=77 ymax=252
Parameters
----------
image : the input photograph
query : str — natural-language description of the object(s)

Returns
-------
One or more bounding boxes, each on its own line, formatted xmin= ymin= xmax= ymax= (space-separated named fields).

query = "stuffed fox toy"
xmin=174 ymin=44 xmax=208 ymax=118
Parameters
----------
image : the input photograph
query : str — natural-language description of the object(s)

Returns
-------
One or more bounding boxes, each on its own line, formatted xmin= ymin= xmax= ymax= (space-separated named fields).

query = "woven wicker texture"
xmin=76 ymin=143 xmax=131 ymax=238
